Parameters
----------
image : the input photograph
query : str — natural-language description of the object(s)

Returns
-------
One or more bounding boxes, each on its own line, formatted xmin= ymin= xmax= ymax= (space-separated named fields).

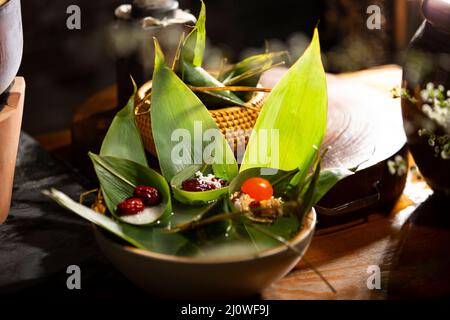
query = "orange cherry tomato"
xmin=241 ymin=177 xmax=273 ymax=201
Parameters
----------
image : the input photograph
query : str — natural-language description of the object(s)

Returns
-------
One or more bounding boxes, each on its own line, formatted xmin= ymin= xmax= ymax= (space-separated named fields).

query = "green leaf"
xmin=310 ymin=168 xmax=354 ymax=206
xmin=169 ymin=199 xmax=219 ymax=227
xmin=181 ymin=62 xmax=247 ymax=108
xmin=226 ymin=167 xmax=305 ymax=253
xmin=228 ymin=167 xmax=300 ymax=204
xmin=151 ymin=40 xmax=238 ymax=182
xmin=182 ymin=0 xmax=206 ymax=68
xmin=89 ymin=153 xmax=172 ymax=226
xmin=100 ymin=86 xmax=148 ymax=167
xmin=297 ymin=154 xmax=323 ymax=220
xmin=170 ymin=164 xmax=229 ymax=205
xmin=243 ymin=215 xmax=301 ymax=252
xmin=43 ymin=189 xmax=190 ymax=255
xmin=180 ymin=1 xmax=245 ymax=108
xmin=241 ymin=28 xmax=327 ymax=174
xmin=222 ymin=51 xmax=286 ymax=100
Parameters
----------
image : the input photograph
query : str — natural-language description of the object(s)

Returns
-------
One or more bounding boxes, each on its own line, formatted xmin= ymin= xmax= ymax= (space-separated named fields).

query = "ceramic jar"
xmin=402 ymin=0 xmax=450 ymax=195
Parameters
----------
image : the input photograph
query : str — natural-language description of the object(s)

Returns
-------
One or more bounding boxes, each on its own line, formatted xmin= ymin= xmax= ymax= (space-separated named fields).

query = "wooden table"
xmin=33 ymin=66 xmax=450 ymax=300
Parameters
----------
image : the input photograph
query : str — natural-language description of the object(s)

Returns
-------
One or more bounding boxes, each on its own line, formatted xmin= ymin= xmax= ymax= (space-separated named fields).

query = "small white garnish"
xmin=194 ymin=171 xmax=224 ymax=189
xmin=120 ymin=204 xmax=165 ymax=225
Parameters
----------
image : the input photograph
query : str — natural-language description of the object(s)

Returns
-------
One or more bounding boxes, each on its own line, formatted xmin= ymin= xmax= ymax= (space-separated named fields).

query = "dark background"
xmin=18 ymin=0 xmax=401 ymax=135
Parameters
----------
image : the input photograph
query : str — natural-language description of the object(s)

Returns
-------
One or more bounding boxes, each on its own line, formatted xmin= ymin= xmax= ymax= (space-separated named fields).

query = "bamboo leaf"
xmin=151 ymin=40 xmax=238 ymax=182
xmin=241 ymin=28 xmax=327 ymax=174
xmin=182 ymin=0 xmax=206 ymax=68
xmin=297 ymin=154 xmax=323 ymax=220
xmin=243 ymin=215 xmax=301 ymax=252
xmin=171 ymin=164 xmax=229 ymax=205
xmin=89 ymin=153 xmax=172 ymax=226
xmin=169 ymin=199 xmax=220 ymax=228
xmin=181 ymin=59 xmax=247 ymax=108
xmin=310 ymin=168 xmax=354 ymax=207
xmin=222 ymin=51 xmax=287 ymax=100
xmin=228 ymin=167 xmax=299 ymax=203
xmin=180 ymin=1 xmax=245 ymax=108
xmin=100 ymin=87 xmax=148 ymax=167
xmin=43 ymin=189 xmax=190 ymax=255
xmin=226 ymin=166 xmax=302 ymax=252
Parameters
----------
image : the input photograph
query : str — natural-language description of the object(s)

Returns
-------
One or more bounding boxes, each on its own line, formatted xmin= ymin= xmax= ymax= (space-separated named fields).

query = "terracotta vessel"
xmin=0 ymin=78 xmax=25 ymax=223
xmin=0 ymin=0 xmax=24 ymax=223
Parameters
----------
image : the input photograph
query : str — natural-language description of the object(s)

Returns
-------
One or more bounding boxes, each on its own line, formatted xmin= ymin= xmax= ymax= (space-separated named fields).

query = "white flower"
xmin=387 ymin=155 xmax=407 ymax=176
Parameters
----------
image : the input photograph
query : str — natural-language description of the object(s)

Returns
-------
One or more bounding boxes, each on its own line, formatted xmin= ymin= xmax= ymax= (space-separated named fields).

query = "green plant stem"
xmin=224 ymin=61 xmax=286 ymax=86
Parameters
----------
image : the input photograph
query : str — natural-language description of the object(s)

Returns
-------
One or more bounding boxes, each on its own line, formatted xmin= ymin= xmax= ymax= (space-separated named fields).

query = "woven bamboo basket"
xmin=134 ymin=80 xmax=267 ymax=156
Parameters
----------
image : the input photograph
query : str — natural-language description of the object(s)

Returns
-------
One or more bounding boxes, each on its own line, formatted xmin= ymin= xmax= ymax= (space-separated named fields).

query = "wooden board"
xmin=261 ymin=67 xmax=405 ymax=170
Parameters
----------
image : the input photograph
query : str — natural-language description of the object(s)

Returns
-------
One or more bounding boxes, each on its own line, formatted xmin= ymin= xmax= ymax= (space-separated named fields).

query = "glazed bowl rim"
xmin=94 ymin=208 xmax=316 ymax=265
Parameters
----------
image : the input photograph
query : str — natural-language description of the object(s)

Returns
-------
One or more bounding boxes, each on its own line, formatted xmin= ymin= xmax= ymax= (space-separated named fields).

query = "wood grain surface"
xmin=262 ymin=165 xmax=441 ymax=299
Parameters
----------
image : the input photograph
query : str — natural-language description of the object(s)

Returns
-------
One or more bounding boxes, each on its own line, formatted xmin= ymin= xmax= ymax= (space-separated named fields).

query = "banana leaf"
xmin=89 ymin=153 xmax=172 ymax=226
xmin=180 ymin=1 xmax=245 ymax=108
xmin=171 ymin=164 xmax=229 ymax=205
xmin=240 ymin=28 xmax=327 ymax=174
xmin=151 ymin=39 xmax=238 ymax=182
xmin=44 ymin=189 xmax=193 ymax=255
xmin=100 ymin=88 xmax=148 ymax=167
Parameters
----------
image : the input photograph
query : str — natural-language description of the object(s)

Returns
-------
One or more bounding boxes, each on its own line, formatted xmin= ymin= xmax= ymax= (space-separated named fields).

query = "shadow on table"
xmin=1 ymin=201 xmax=145 ymax=299
xmin=0 ymin=133 xmax=145 ymax=299
xmin=384 ymin=193 xmax=450 ymax=299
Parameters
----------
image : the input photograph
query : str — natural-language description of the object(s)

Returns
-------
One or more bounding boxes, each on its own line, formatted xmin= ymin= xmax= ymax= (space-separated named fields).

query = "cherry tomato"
xmin=241 ymin=177 xmax=273 ymax=201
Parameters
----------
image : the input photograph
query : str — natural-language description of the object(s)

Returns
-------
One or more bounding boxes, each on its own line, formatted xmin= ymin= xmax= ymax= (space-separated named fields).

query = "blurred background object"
xmin=0 ymin=0 xmax=24 ymax=223
xmin=19 ymin=0 xmax=424 ymax=136
xmin=401 ymin=0 xmax=450 ymax=195
xmin=113 ymin=0 xmax=196 ymax=106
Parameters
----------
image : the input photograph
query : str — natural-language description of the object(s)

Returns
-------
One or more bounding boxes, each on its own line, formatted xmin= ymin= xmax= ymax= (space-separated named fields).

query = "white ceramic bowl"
xmin=94 ymin=209 xmax=316 ymax=299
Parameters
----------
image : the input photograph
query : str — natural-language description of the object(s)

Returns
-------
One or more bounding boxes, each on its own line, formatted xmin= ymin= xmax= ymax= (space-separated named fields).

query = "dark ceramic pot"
xmin=0 ymin=0 xmax=23 ymax=95
xmin=402 ymin=0 xmax=450 ymax=195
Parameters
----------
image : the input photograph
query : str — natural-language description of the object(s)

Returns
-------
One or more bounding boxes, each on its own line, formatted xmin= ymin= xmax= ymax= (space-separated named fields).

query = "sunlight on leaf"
xmin=100 ymin=84 xmax=148 ymax=167
xmin=151 ymin=39 xmax=238 ymax=182
xmin=89 ymin=153 xmax=172 ymax=225
xmin=241 ymin=28 xmax=327 ymax=174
